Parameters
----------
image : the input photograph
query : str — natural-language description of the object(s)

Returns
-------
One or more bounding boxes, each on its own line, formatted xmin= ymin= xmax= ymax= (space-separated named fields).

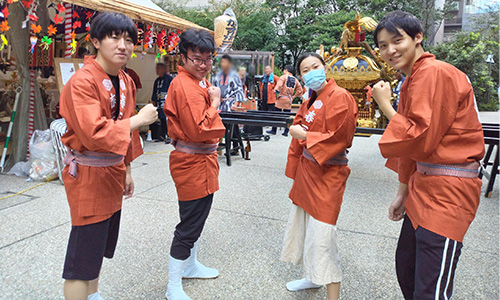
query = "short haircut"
xmin=239 ymin=66 xmax=246 ymax=72
xmin=178 ymin=28 xmax=216 ymax=56
xmin=221 ymin=54 xmax=232 ymax=63
xmin=373 ymin=11 xmax=424 ymax=47
xmin=295 ymin=52 xmax=325 ymax=76
xmin=90 ymin=12 xmax=138 ymax=44
xmin=284 ymin=65 xmax=294 ymax=74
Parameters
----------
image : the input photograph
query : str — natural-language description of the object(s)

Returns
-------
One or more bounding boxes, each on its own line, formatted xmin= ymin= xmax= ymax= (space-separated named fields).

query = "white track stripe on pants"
xmin=443 ymin=240 xmax=457 ymax=300
xmin=435 ymin=238 xmax=450 ymax=300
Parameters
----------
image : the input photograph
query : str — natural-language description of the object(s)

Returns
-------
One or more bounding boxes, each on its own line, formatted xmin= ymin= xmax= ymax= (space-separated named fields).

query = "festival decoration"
xmin=85 ymin=33 xmax=90 ymax=42
xmin=22 ymin=0 xmax=32 ymax=9
xmin=47 ymin=24 xmax=57 ymax=35
xmin=0 ymin=34 xmax=8 ymax=51
xmin=70 ymin=30 xmax=76 ymax=40
xmin=39 ymin=36 xmax=52 ymax=50
xmin=2 ymin=7 xmax=9 ymax=18
xmin=29 ymin=13 xmax=38 ymax=22
xmin=140 ymin=50 xmax=146 ymax=59
xmin=167 ymin=31 xmax=179 ymax=54
xmin=53 ymin=14 xmax=63 ymax=24
xmin=6 ymin=0 xmax=18 ymax=4
xmin=29 ymin=36 xmax=38 ymax=53
xmin=30 ymin=24 xmax=41 ymax=34
xmin=131 ymin=52 xmax=137 ymax=59
xmin=57 ymin=2 xmax=66 ymax=12
xmin=72 ymin=20 xmax=81 ymax=29
xmin=70 ymin=39 xmax=77 ymax=55
xmin=214 ymin=7 xmax=237 ymax=53
xmin=72 ymin=10 xmax=78 ymax=18
xmin=85 ymin=11 xmax=93 ymax=19
xmin=156 ymin=30 xmax=166 ymax=48
xmin=0 ymin=21 xmax=10 ymax=32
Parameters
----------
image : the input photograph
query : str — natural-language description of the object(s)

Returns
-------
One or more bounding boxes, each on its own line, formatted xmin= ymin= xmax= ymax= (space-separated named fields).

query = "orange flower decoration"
xmin=85 ymin=33 xmax=90 ymax=42
xmin=70 ymin=30 xmax=76 ymax=40
xmin=47 ymin=24 xmax=57 ymax=36
xmin=31 ymin=24 xmax=42 ymax=34
xmin=0 ymin=21 xmax=10 ymax=32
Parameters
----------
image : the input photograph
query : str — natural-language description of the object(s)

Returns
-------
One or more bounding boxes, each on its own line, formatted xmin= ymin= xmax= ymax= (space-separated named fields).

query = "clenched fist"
xmin=208 ymin=86 xmax=221 ymax=109
xmin=138 ymin=103 xmax=158 ymax=126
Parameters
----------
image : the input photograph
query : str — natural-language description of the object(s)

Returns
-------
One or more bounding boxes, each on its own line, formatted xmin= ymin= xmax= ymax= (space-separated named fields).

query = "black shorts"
xmin=62 ymin=210 xmax=121 ymax=280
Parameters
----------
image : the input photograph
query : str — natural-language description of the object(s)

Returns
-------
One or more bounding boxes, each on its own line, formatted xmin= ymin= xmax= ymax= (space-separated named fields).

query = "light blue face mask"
xmin=302 ymin=68 xmax=326 ymax=91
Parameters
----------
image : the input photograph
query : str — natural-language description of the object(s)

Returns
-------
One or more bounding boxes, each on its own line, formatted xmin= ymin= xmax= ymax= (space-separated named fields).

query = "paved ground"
xmin=0 ymin=126 xmax=498 ymax=300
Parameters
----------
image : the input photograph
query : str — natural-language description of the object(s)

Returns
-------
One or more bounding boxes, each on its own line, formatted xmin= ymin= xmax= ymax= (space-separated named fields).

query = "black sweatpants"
xmin=396 ymin=215 xmax=463 ymax=300
xmin=159 ymin=117 xmax=168 ymax=139
xmin=170 ymin=194 xmax=214 ymax=260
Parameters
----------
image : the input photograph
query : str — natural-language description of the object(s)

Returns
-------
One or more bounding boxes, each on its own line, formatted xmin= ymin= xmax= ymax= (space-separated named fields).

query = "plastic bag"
xmin=28 ymin=129 xmax=58 ymax=181
xmin=7 ymin=161 xmax=31 ymax=177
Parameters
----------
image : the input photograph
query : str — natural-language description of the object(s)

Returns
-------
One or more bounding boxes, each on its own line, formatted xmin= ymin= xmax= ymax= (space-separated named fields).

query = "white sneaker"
xmin=286 ymin=278 xmax=322 ymax=292
xmin=88 ymin=291 xmax=105 ymax=300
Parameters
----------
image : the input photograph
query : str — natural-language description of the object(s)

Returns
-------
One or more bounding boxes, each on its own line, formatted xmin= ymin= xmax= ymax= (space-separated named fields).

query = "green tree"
xmin=432 ymin=31 xmax=499 ymax=110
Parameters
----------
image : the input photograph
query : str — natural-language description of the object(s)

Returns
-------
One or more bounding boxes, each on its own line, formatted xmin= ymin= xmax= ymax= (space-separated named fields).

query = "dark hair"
xmin=178 ymin=28 xmax=216 ymax=56
xmin=221 ymin=54 xmax=232 ymax=63
xmin=90 ymin=12 xmax=138 ymax=44
xmin=373 ymin=11 xmax=424 ymax=47
xmin=284 ymin=65 xmax=294 ymax=74
xmin=156 ymin=63 xmax=166 ymax=67
xmin=295 ymin=52 xmax=325 ymax=76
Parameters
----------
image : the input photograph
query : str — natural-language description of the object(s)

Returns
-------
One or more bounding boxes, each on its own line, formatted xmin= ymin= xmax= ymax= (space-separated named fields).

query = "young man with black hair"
xmin=371 ymin=10 xmax=484 ymax=300
xmin=163 ymin=28 xmax=226 ymax=300
xmin=152 ymin=62 xmax=173 ymax=143
xmin=59 ymin=12 xmax=158 ymax=300
xmin=273 ymin=65 xmax=304 ymax=136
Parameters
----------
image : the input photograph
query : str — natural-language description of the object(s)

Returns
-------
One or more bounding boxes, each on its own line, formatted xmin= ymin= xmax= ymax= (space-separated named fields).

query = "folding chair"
xmin=49 ymin=119 xmax=68 ymax=184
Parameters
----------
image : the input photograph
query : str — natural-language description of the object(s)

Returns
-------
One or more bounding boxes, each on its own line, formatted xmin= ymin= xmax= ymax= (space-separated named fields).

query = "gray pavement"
xmin=0 ymin=129 xmax=498 ymax=300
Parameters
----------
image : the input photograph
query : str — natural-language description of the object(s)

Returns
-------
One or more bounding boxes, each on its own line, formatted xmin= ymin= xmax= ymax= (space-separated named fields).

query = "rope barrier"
xmin=0 ymin=181 xmax=48 ymax=201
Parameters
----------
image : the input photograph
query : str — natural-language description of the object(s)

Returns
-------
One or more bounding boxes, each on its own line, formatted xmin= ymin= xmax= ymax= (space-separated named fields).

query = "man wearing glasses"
xmin=163 ymin=28 xmax=226 ymax=300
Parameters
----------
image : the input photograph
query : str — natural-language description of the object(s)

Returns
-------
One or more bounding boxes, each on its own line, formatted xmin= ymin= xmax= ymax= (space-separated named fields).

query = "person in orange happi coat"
xmin=163 ymin=28 xmax=226 ymax=300
xmin=59 ymin=12 xmax=158 ymax=300
xmin=281 ymin=52 xmax=358 ymax=300
xmin=271 ymin=64 xmax=304 ymax=136
xmin=371 ymin=11 xmax=484 ymax=300
xmin=259 ymin=65 xmax=280 ymax=112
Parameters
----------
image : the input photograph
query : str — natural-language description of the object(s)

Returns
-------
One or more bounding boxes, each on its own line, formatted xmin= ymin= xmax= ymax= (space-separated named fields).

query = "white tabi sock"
xmin=286 ymin=278 xmax=322 ymax=292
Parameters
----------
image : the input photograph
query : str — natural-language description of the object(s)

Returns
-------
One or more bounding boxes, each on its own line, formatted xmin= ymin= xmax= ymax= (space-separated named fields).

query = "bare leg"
xmin=64 ymin=280 xmax=89 ymax=300
xmin=326 ymin=282 xmax=340 ymax=300
xmin=88 ymin=277 xmax=99 ymax=295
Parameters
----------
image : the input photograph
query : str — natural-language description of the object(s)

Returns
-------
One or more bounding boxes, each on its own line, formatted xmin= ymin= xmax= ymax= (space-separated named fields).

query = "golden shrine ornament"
xmin=343 ymin=57 xmax=359 ymax=69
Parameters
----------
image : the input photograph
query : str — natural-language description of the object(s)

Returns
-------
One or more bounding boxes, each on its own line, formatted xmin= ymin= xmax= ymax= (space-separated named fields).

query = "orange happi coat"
xmin=164 ymin=66 xmax=226 ymax=201
xmin=379 ymin=53 xmax=485 ymax=242
xmin=275 ymin=74 xmax=304 ymax=110
xmin=285 ymin=79 xmax=358 ymax=225
xmin=259 ymin=74 xmax=280 ymax=104
xmin=60 ymin=56 xmax=143 ymax=226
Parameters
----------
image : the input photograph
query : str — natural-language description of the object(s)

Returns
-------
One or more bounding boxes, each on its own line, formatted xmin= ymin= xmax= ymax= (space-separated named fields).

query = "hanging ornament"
xmin=72 ymin=20 xmax=81 ymax=29
xmin=47 ymin=24 xmax=57 ymax=36
xmin=30 ymin=24 xmax=41 ymax=34
xmin=167 ymin=31 xmax=179 ymax=55
xmin=53 ymin=14 xmax=63 ymax=24
xmin=131 ymin=52 xmax=137 ymax=59
xmin=39 ymin=36 xmax=52 ymax=50
xmin=1 ymin=7 xmax=9 ymax=18
xmin=57 ymin=3 xmax=66 ymax=12
xmin=70 ymin=30 xmax=76 ymax=40
xmin=29 ymin=13 xmax=38 ymax=22
xmin=72 ymin=10 xmax=78 ymax=19
xmin=85 ymin=22 xmax=90 ymax=31
xmin=140 ymin=50 xmax=146 ymax=59
xmin=0 ymin=34 xmax=8 ymax=51
xmin=22 ymin=0 xmax=32 ymax=9
xmin=156 ymin=30 xmax=166 ymax=48
xmin=70 ymin=39 xmax=77 ymax=55
xmin=0 ymin=21 xmax=10 ymax=32
xmin=29 ymin=36 xmax=38 ymax=53
xmin=85 ymin=11 xmax=93 ymax=19
xmin=84 ymin=33 xmax=90 ymax=42
xmin=155 ymin=52 xmax=161 ymax=63
xmin=214 ymin=7 xmax=238 ymax=54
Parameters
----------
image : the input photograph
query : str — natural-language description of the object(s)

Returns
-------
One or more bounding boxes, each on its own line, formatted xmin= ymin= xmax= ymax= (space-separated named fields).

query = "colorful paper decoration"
xmin=30 ymin=24 xmax=41 ymax=34
xmin=214 ymin=7 xmax=238 ymax=53
xmin=156 ymin=30 xmax=166 ymax=48
xmin=39 ymin=36 xmax=52 ymax=50
xmin=0 ymin=21 xmax=10 ymax=32
xmin=47 ymin=24 xmax=57 ymax=35
xmin=22 ymin=0 xmax=32 ymax=8
xmin=57 ymin=2 xmax=66 ymax=12
xmin=70 ymin=39 xmax=77 ymax=55
xmin=72 ymin=10 xmax=78 ymax=18
xmin=0 ymin=34 xmax=8 ymax=51
xmin=131 ymin=52 xmax=137 ymax=59
xmin=53 ymin=14 xmax=63 ymax=24
xmin=29 ymin=36 xmax=38 ymax=53
xmin=85 ymin=11 xmax=93 ymax=19
xmin=29 ymin=13 xmax=38 ymax=22
xmin=72 ymin=20 xmax=81 ymax=29
xmin=70 ymin=30 xmax=76 ymax=40
xmin=2 ymin=7 xmax=9 ymax=18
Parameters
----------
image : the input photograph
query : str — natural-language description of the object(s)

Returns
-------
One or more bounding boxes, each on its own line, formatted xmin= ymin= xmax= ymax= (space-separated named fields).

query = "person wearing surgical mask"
xmin=280 ymin=52 xmax=358 ymax=300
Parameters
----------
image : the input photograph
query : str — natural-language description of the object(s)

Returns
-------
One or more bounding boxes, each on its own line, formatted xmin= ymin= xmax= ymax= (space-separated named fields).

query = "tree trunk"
xmin=5 ymin=2 xmax=48 ymax=171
